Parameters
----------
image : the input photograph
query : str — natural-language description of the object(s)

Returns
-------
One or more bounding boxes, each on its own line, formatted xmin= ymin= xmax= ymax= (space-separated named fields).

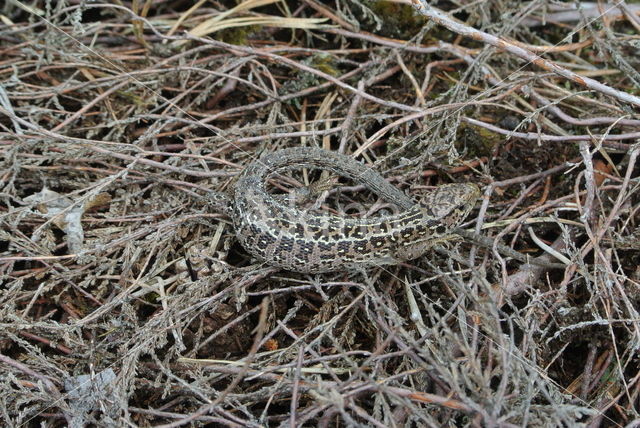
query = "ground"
xmin=0 ymin=1 xmax=639 ymax=426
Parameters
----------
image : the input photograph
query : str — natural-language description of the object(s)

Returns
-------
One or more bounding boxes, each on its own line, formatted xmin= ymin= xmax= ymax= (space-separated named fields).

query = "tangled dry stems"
xmin=0 ymin=0 xmax=639 ymax=426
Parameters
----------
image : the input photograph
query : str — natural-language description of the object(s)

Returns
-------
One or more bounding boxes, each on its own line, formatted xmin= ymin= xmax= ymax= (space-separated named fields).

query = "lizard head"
xmin=418 ymin=183 xmax=480 ymax=229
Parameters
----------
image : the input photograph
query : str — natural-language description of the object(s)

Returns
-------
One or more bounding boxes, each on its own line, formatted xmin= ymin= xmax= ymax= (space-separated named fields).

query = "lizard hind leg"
xmin=392 ymin=234 xmax=460 ymax=263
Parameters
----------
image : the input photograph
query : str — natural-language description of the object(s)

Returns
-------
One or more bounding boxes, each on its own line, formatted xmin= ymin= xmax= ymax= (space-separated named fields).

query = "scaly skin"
xmin=230 ymin=148 xmax=479 ymax=273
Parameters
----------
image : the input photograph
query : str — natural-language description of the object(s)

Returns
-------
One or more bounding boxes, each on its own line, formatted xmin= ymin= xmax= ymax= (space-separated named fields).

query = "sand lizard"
xmin=208 ymin=147 xmax=480 ymax=273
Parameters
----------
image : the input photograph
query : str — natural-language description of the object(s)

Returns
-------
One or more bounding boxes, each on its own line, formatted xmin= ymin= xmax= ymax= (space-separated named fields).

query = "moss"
xmin=215 ymin=25 xmax=261 ymax=45
xmin=115 ymin=90 xmax=148 ymax=107
xmin=309 ymin=52 xmax=340 ymax=77
xmin=457 ymin=123 xmax=500 ymax=158
xmin=368 ymin=0 xmax=427 ymax=39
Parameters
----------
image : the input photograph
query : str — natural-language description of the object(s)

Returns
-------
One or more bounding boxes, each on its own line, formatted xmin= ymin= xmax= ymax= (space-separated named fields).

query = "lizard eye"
xmin=418 ymin=183 xmax=479 ymax=224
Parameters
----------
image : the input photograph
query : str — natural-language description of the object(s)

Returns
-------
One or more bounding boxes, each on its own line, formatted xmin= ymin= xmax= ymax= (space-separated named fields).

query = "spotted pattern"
xmin=230 ymin=148 xmax=480 ymax=273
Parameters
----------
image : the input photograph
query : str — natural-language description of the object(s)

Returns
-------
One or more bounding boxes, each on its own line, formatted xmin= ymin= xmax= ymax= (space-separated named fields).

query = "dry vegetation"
xmin=1 ymin=0 xmax=639 ymax=426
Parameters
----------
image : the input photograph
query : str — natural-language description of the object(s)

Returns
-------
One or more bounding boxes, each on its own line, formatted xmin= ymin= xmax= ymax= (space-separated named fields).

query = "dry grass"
xmin=1 ymin=0 xmax=639 ymax=426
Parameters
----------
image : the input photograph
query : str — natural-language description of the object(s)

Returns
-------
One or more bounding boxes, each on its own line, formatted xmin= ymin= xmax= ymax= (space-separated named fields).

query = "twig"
xmin=411 ymin=0 xmax=640 ymax=108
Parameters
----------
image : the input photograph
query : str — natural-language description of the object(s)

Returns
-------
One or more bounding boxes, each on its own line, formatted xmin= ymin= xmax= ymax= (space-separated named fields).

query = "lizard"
xmin=209 ymin=147 xmax=480 ymax=274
